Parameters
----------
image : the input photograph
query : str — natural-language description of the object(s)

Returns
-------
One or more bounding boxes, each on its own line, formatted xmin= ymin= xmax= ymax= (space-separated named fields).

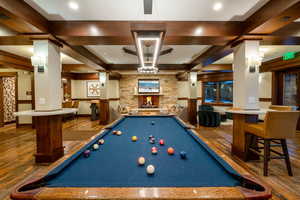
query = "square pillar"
xmin=233 ymin=40 xmax=260 ymax=110
xmin=33 ymin=40 xmax=62 ymax=111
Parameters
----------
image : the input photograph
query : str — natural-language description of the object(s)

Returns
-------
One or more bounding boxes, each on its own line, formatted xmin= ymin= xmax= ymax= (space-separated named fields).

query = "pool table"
xmin=11 ymin=115 xmax=271 ymax=200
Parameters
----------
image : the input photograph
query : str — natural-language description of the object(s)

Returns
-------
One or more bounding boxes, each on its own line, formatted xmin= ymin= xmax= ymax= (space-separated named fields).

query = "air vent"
xmin=0 ymin=13 xmax=10 ymax=20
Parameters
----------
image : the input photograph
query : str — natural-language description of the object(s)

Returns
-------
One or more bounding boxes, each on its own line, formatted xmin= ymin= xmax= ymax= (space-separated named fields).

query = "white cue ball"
xmin=98 ymin=139 xmax=105 ymax=144
xmin=93 ymin=144 xmax=99 ymax=150
xmin=117 ymin=130 xmax=122 ymax=135
xmin=138 ymin=157 xmax=145 ymax=165
xmin=146 ymin=165 xmax=155 ymax=174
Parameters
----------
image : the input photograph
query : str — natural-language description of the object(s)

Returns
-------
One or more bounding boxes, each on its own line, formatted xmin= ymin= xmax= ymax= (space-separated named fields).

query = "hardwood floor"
xmin=0 ymin=117 xmax=299 ymax=199
xmin=0 ymin=117 xmax=102 ymax=200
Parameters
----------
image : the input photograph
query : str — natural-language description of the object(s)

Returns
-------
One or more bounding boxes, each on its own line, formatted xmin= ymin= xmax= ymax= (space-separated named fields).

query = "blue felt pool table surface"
xmin=45 ymin=116 xmax=243 ymax=187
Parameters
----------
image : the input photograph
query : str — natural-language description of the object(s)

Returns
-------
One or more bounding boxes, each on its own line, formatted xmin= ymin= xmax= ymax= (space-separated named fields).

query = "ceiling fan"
xmin=144 ymin=0 xmax=153 ymax=14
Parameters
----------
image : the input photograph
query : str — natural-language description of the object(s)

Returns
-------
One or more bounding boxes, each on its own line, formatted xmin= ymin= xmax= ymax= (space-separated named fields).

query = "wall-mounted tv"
xmin=138 ymin=80 xmax=160 ymax=93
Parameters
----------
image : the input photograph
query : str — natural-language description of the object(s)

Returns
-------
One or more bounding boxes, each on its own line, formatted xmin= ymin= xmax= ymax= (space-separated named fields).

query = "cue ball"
xmin=167 ymin=147 xmax=175 ymax=155
xmin=98 ymin=139 xmax=104 ymax=145
xmin=132 ymin=136 xmax=138 ymax=142
xmin=93 ymin=144 xmax=99 ymax=150
xmin=180 ymin=151 xmax=187 ymax=159
xmin=138 ymin=157 xmax=145 ymax=165
xmin=146 ymin=165 xmax=155 ymax=174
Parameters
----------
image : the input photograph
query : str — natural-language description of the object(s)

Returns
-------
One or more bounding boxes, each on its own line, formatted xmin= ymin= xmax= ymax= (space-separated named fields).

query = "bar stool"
xmin=244 ymin=111 xmax=299 ymax=176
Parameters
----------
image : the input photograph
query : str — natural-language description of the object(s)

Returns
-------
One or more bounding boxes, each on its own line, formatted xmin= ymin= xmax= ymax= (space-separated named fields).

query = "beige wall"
xmin=71 ymin=79 xmax=119 ymax=115
xmin=119 ymin=74 xmax=178 ymax=109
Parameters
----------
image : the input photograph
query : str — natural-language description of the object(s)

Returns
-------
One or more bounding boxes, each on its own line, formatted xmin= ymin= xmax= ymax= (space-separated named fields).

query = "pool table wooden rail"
xmin=11 ymin=115 xmax=272 ymax=200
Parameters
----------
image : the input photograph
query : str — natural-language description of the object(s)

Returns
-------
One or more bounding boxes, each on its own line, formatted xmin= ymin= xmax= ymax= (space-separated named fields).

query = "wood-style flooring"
xmin=0 ymin=117 xmax=299 ymax=200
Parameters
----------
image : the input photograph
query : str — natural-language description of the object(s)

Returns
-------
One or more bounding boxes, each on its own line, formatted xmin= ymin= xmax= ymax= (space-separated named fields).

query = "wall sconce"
xmin=190 ymin=72 xmax=197 ymax=87
xmin=31 ymin=55 xmax=47 ymax=73
xmin=246 ymin=54 xmax=263 ymax=73
xmin=99 ymin=72 xmax=107 ymax=87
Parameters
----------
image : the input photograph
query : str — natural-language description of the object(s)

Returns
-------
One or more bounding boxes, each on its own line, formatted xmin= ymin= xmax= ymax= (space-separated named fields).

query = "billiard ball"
xmin=151 ymin=121 xmax=155 ymax=125
xmin=93 ymin=144 xmax=99 ymax=150
xmin=149 ymin=138 xmax=155 ymax=144
xmin=146 ymin=165 xmax=155 ymax=175
xmin=132 ymin=136 xmax=138 ymax=142
xmin=83 ymin=150 xmax=90 ymax=158
xmin=180 ymin=151 xmax=187 ymax=159
xmin=98 ymin=139 xmax=104 ymax=145
xmin=116 ymin=130 xmax=122 ymax=136
xmin=159 ymin=139 xmax=164 ymax=145
xmin=167 ymin=147 xmax=175 ymax=155
xmin=112 ymin=130 xmax=118 ymax=135
xmin=138 ymin=157 xmax=145 ymax=165
xmin=151 ymin=147 xmax=158 ymax=154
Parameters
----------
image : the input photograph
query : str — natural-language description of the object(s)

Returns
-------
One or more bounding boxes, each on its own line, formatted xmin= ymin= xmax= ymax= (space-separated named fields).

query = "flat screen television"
xmin=138 ymin=80 xmax=160 ymax=93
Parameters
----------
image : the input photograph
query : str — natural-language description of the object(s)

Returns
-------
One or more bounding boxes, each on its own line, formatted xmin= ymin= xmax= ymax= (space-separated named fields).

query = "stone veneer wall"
xmin=119 ymin=74 xmax=178 ymax=109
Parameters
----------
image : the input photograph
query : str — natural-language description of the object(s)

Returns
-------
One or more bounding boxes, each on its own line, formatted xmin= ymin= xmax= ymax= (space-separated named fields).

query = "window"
xmin=203 ymin=81 xmax=233 ymax=104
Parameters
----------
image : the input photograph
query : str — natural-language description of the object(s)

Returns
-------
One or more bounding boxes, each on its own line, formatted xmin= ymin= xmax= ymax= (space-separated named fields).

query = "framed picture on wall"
xmin=87 ymin=81 xmax=100 ymax=97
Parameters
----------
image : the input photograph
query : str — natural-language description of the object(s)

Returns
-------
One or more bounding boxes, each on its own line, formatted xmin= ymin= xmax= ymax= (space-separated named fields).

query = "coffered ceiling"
xmin=25 ymin=0 xmax=269 ymax=21
xmin=0 ymin=0 xmax=300 ymax=73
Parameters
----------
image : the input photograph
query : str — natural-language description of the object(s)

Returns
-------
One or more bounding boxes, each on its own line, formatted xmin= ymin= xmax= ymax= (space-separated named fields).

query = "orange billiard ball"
xmin=167 ymin=147 xmax=175 ymax=155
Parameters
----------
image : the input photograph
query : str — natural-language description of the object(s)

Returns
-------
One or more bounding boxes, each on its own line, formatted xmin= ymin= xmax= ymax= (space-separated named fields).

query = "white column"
xmin=33 ymin=40 xmax=62 ymax=111
xmin=233 ymin=40 xmax=260 ymax=110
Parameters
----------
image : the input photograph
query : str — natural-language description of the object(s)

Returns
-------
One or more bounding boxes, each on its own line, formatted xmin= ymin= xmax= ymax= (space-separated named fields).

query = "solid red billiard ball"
xmin=167 ymin=147 xmax=175 ymax=155
xmin=159 ymin=139 xmax=164 ymax=145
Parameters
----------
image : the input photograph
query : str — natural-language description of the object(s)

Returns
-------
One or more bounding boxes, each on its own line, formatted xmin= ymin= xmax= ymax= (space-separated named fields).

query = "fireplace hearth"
xmin=138 ymin=95 xmax=159 ymax=108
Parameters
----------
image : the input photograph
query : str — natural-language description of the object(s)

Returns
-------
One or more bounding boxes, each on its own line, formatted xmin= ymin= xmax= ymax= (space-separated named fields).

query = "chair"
xmin=197 ymin=105 xmax=221 ymax=127
xmin=269 ymin=105 xmax=293 ymax=111
xmin=244 ymin=111 xmax=299 ymax=176
xmin=72 ymin=100 xmax=80 ymax=118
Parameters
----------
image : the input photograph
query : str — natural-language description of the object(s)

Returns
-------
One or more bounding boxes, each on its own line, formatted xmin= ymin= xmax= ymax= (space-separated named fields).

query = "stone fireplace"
xmin=138 ymin=95 xmax=159 ymax=108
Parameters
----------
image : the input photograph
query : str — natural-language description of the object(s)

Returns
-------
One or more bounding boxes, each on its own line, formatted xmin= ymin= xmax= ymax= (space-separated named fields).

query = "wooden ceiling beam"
xmin=0 ymin=0 xmax=48 ymax=33
xmin=189 ymin=0 xmax=300 ymax=69
xmin=0 ymin=50 xmax=33 ymax=71
xmin=201 ymin=64 xmax=232 ymax=72
xmin=244 ymin=0 xmax=300 ymax=34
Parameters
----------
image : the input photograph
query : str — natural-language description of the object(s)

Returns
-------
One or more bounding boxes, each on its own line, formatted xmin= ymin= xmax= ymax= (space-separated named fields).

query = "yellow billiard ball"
xmin=132 ymin=136 xmax=138 ymax=142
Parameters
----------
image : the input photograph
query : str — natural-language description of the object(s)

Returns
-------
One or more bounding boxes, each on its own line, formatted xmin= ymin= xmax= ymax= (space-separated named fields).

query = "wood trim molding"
xmin=18 ymin=100 xmax=32 ymax=104
xmin=202 ymin=102 xmax=233 ymax=107
xmin=259 ymin=98 xmax=272 ymax=102
xmin=198 ymin=72 xmax=233 ymax=82
xmin=177 ymin=97 xmax=189 ymax=100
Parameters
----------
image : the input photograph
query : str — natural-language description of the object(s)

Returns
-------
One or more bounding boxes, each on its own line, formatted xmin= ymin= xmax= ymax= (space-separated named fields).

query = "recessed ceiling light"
xmin=195 ymin=27 xmax=203 ymax=36
xmin=213 ymin=2 xmax=223 ymax=11
xmin=68 ymin=1 xmax=79 ymax=10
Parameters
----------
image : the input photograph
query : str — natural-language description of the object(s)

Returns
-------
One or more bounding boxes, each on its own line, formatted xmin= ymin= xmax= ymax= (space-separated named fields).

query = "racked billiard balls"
xmin=167 ymin=147 xmax=175 ymax=155
xmin=180 ymin=151 xmax=187 ymax=159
